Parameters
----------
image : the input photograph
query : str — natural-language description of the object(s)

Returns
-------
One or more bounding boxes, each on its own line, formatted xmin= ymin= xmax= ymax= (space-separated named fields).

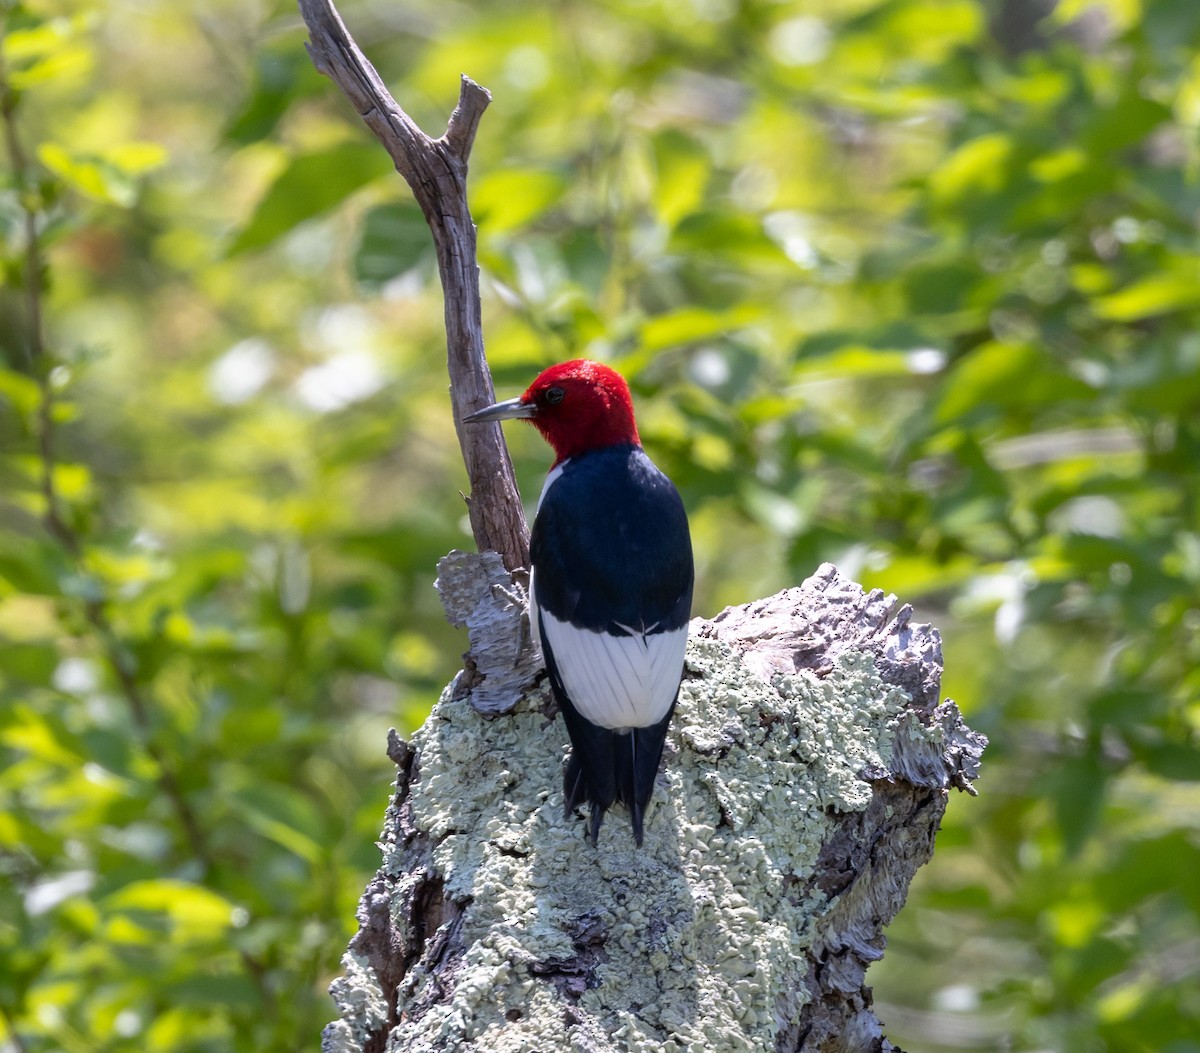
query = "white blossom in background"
xmin=53 ymin=657 xmax=99 ymax=695
xmin=906 ymin=347 xmax=948 ymax=375
xmin=25 ymin=870 xmax=95 ymax=916
xmin=689 ymin=347 xmax=731 ymax=389
xmin=770 ymin=15 xmax=832 ymax=66
xmin=208 ymin=337 xmax=275 ymax=404
xmin=294 ymin=350 xmax=385 ymax=412
xmin=305 ymin=303 xmax=379 ymax=355
xmin=1049 ymin=495 xmax=1125 ymax=539
xmin=764 ymin=210 xmax=818 ymax=268
xmin=962 ymin=564 xmax=1036 ymax=646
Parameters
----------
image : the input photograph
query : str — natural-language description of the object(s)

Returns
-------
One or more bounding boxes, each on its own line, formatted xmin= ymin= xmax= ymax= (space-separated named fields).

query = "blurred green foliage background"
xmin=2 ymin=0 xmax=1198 ymax=1049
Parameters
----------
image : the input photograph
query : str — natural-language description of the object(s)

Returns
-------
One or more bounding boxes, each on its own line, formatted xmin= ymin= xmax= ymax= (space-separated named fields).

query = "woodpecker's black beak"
xmin=463 ymin=396 xmax=537 ymax=423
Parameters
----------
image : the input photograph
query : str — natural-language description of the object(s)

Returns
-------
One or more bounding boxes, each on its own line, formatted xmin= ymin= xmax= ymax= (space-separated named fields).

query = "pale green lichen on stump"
xmin=323 ymin=955 xmax=390 ymax=1053
xmin=354 ymin=635 xmax=926 ymax=1053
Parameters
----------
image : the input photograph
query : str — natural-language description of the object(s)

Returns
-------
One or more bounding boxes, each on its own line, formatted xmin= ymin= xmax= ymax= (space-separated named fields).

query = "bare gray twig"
xmin=297 ymin=0 xmax=529 ymax=573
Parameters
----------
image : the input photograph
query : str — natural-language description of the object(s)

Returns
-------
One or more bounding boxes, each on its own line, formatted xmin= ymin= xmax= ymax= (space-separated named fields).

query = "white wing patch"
xmin=530 ymin=456 xmax=686 ymax=731
xmin=535 ymin=601 xmax=687 ymax=731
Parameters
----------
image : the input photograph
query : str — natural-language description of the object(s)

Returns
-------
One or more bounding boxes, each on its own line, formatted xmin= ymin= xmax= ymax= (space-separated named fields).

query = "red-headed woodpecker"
xmin=465 ymin=360 xmax=694 ymax=845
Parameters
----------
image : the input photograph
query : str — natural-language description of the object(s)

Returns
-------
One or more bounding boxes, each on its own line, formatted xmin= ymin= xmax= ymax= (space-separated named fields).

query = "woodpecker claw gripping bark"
xmin=465 ymin=360 xmax=694 ymax=845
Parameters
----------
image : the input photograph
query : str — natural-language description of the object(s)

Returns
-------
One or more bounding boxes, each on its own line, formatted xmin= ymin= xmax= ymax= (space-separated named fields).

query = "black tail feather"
xmin=541 ymin=608 xmax=679 ymax=845
xmin=563 ymin=752 xmax=588 ymax=817
xmin=560 ymin=708 xmax=615 ymax=837
xmin=612 ymin=729 xmax=636 ymax=842
xmin=563 ymin=752 xmax=609 ymax=843
xmin=560 ymin=705 xmax=674 ymax=845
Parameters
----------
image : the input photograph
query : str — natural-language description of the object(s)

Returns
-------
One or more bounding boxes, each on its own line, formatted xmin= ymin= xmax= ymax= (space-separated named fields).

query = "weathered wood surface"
xmin=322 ymin=561 xmax=986 ymax=1053
xmin=298 ymin=0 xmax=529 ymax=573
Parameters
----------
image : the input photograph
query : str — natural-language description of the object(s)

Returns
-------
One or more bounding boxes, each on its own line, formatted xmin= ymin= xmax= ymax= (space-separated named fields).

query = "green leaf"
xmin=0 ymin=367 xmax=42 ymax=417
xmin=670 ymin=209 xmax=791 ymax=266
xmin=35 ymin=141 xmax=165 ymax=206
xmin=224 ymin=43 xmax=323 ymax=145
xmin=1 ymin=704 xmax=85 ymax=767
xmin=38 ymin=143 xmax=127 ymax=205
xmin=472 ymin=167 xmax=568 ymax=233
xmin=0 ymin=641 xmax=58 ymax=684
xmin=105 ymin=880 xmax=235 ymax=943
xmin=902 ymin=260 xmax=982 ymax=316
xmin=229 ymin=784 xmax=326 ymax=865
xmin=1134 ymin=742 xmax=1200 ymax=782
xmin=353 ymin=202 xmax=432 ymax=288
xmin=1093 ymin=272 xmax=1200 ymax=322
xmin=794 ymin=345 xmax=913 ymax=378
xmin=0 ymin=537 xmax=65 ymax=594
xmin=1053 ymin=749 xmax=1107 ymax=857
xmin=928 ymin=133 xmax=1014 ymax=205
xmin=935 ymin=342 xmax=1091 ymax=423
xmin=639 ymin=305 xmax=760 ymax=352
xmin=227 ymin=143 xmax=394 ymax=255
xmin=3 ymin=15 xmax=93 ymax=89
xmin=104 ymin=141 xmax=168 ymax=176
xmin=652 ymin=129 xmax=711 ymax=227
xmin=1081 ymin=90 xmax=1172 ymax=156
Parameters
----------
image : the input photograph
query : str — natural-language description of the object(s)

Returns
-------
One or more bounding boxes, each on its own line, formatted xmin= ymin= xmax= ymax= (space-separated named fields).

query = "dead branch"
xmin=297 ymin=0 xmax=529 ymax=572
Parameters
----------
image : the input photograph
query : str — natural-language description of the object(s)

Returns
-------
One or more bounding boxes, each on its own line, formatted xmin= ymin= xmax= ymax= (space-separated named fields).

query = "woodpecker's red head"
xmin=464 ymin=359 xmax=640 ymax=464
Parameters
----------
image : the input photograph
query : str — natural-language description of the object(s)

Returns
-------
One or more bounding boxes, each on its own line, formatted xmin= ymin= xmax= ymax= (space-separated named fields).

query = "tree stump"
xmin=321 ymin=560 xmax=985 ymax=1053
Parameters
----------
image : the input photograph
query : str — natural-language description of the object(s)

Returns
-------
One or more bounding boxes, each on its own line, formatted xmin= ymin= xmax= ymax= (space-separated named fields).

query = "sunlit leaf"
xmin=52 ymin=462 xmax=91 ymax=502
xmin=794 ymin=346 xmax=912 ymax=378
xmin=4 ymin=15 xmax=93 ymax=88
xmin=1093 ymin=273 xmax=1200 ymax=321
xmin=1 ymin=705 xmax=83 ymax=766
xmin=229 ymin=785 xmax=325 ymax=865
xmin=928 ymin=133 xmax=1014 ymax=204
xmin=38 ymin=143 xmax=118 ymax=203
xmin=652 ymin=129 xmax=711 ymax=227
xmin=34 ymin=140 xmax=163 ymax=206
xmin=861 ymin=555 xmax=978 ymax=597
xmin=639 ymin=305 xmax=760 ymax=351
xmin=104 ymin=141 xmax=168 ymax=176
xmin=227 ymin=143 xmax=393 ymax=254
xmin=472 ymin=167 xmax=569 ymax=233
xmin=0 ymin=368 xmax=42 ymax=416
xmin=104 ymin=880 xmax=235 ymax=943
xmin=935 ymin=342 xmax=1091 ymax=423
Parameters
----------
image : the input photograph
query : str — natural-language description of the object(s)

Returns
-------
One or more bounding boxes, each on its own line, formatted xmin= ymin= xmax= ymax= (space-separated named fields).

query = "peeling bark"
xmin=435 ymin=551 xmax=540 ymax=713
xmin=322 ymin=560 xmax=986 ymax=1053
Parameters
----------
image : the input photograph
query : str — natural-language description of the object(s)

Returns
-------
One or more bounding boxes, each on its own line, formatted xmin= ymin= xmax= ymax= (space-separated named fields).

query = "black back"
xmin=531 ymin=445 xmax=693 ymax=635
xmin=531 ymin=444 xmax=694 ymax=844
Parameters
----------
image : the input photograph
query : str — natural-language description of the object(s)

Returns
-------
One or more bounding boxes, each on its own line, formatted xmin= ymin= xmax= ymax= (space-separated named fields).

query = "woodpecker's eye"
xmin=545 ymin=386 xmax=565 ymax=405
